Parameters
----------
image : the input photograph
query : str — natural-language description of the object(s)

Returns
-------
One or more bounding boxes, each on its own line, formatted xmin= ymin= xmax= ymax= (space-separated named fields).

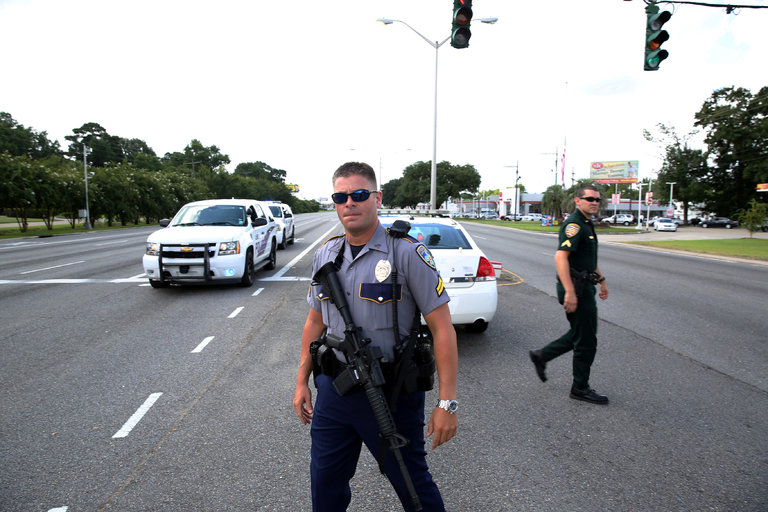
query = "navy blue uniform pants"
xmin=541 ymin=282 xmax=598 ymax=389
xmin=310 ymin=374 xmax=445 ymax=512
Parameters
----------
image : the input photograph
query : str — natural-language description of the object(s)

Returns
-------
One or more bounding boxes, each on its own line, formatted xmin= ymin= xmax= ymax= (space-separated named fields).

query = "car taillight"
xmin=476 ymin=256 xmax=495 ymax=280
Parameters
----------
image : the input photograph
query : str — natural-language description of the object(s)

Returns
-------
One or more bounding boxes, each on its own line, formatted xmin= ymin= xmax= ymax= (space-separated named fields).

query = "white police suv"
xmin=266 ymin=201 xmax=295 ymax=249
xmin=143 ymin=199 xmax=278 ymax=288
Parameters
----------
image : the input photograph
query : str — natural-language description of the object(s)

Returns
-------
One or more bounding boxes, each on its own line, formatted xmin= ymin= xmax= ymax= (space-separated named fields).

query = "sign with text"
xmin=590 ymin=161 xmax=639 ymax=183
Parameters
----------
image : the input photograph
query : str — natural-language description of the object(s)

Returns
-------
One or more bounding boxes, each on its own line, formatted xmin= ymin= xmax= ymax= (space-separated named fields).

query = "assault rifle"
xmin=313 ymin=261 xmax=422 ymax=511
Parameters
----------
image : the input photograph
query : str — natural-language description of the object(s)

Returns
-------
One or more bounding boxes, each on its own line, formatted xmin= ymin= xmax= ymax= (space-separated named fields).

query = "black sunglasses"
xmin=331 ymin=189 xmax=377 ymax=204
xmin=579 ymin=196 xmax=601 ymax=203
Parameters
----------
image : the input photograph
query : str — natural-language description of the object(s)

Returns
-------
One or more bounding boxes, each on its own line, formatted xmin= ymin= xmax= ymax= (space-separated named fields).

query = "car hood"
xmin=146 ymin=225 xmax=246 ymax=244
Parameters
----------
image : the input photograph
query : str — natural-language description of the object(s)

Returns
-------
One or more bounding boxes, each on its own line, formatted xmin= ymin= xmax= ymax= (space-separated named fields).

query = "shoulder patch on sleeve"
xmin=565 ymin=223 xmax=580 ymax=238
xmin=560 ymin=240 xmax=572 ymax=248
xmin=436 ymin=275 xmax=445 ymax=296
xmin=416 ymin=244 xmax=437 ymax=270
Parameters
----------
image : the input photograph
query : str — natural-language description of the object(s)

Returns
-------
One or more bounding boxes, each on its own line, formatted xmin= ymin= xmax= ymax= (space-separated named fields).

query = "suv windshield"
xmin=172 ymin=205 xmax=247 ymax=226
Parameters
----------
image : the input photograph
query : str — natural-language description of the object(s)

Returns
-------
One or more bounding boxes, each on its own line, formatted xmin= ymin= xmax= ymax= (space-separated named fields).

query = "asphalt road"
xmin=1 ymin=213 xmax=766 ymax=511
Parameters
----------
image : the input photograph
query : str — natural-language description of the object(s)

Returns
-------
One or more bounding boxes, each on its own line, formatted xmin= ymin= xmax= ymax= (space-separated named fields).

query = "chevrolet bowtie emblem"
xmin=181 ymin=247 xmax=194 ymax=252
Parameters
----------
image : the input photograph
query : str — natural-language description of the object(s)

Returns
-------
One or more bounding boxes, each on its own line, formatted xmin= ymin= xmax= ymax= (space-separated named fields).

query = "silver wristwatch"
xmin=436 ymin=399 xmax=459 ymax=414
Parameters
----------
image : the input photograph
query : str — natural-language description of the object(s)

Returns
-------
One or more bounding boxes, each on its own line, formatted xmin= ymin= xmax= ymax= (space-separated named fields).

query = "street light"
xmin=377 ymin=16 xmax=498 ymax=210
xmin=666 ymin=181 xmax=676 ymax=217
xmin=504 ymin=162 xmax=520 ymax=219
xmin=83 ymin=145 xmax=92 ymax=230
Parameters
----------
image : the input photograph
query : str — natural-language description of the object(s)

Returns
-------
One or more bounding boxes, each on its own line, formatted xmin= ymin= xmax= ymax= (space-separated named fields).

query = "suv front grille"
xmin=160 ymin=243 xmax=216 ymax=259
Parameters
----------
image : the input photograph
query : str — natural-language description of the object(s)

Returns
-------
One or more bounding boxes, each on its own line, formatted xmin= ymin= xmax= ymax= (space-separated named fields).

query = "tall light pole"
xmin=377 ymin=16 xmax=498 ymax=210
xmin=504 ymin=162 xmax=520 ymax=219
xmin=83 ymin=145 xmax=92 ymax=230
xmin=666 ymin=181 xmax=676 ymax=217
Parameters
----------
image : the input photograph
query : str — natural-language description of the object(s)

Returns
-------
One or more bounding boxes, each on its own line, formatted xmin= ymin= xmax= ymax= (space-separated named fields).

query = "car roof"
xmin=183 ymin=199 xmax=261 ymax=207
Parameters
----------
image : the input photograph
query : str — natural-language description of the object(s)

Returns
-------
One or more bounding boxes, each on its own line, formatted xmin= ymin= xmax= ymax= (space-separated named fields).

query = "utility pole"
xmin=83 ymin=145 xmax=91 ymax=230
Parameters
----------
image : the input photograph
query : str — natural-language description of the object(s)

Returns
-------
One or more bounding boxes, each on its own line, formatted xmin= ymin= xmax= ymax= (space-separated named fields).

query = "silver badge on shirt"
xmin=375 ymin=259 xmax=392 ymax=283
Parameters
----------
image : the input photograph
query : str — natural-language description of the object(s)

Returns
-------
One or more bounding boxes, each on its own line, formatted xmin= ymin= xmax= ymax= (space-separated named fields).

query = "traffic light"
xmin=451 ymin=0 xmax=473 ymax=49
xmin=644 ymin=3 xmax=671 ymax=71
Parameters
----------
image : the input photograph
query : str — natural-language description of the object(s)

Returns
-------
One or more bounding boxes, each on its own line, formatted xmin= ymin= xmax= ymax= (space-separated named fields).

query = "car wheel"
xmin=725 ymin=224 xmax=732 ymax=229
xmin=149 ymin=279 xmax=169 ymax=289
xmin=623 ymin=221 xmax=630 ymax=226
xmin=701 ymin=223 xmax=708 ymax=228
xmin=465 ymin=320 xmax=489 ymax=333
xmin=278 ymin=230 xmax=287 ymax=250
xmin=239 ymin=248 xmax=256 ymax=287
xmin=288 ymin=225 xmax=295 ymax=245
xmin=264 ymin=240 xmax=277 ymax=270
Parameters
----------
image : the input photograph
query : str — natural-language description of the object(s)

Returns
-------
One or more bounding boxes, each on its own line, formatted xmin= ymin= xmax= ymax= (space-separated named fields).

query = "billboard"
xmin=590 ymin=161 xmax=639 ymax=183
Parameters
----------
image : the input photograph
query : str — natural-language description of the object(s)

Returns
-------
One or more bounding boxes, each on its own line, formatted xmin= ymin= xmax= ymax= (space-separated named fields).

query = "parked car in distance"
xmin=378 ymin=212 xmax=498 ymax=333
xmin=601 ymin=214 xmax=635 ymax=225
xmin=653 ymin=218 xmax=678 ymax=231
xmin=520 ymin=213 xmax=543 ymax=222
xmin=143 ymin=199 xmax=278 ymax=288
xmin=502 ymin=214 xmax=522 ymax=221
xmin=699 ymin=217 xmax=739 ymax=229
xmin=265 ymin=201 xmax=295 ymax=249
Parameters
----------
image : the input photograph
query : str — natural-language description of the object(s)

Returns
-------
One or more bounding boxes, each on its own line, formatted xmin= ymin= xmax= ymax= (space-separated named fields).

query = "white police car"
xmin=379 ymin=210 xmax=498 ymax=333
xmin=143 ymin=199 xmax=278 ymax=288
xmin=266 ymin=201 xmax=295 ymax=249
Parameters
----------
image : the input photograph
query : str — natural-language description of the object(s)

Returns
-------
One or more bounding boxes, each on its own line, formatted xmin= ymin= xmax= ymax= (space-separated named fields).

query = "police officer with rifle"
xmin=293 ymin=162 xmax=458 ymax=511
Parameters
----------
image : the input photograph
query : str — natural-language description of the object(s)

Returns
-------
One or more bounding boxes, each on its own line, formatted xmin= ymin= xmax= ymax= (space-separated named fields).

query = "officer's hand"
xmin=563 ymin=290 xmax=578 ymax=313
xmin=598 ymin=281 xmax=609 ymax=300
xmin=293 ymin=384 xmax=313 ymax=425
xmin=427 ymin=408 xmax=458 ymax=449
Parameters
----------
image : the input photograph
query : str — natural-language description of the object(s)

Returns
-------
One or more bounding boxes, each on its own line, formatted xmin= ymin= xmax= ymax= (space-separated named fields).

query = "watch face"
xmin=447 ymin=400 xmax=458 ymax=413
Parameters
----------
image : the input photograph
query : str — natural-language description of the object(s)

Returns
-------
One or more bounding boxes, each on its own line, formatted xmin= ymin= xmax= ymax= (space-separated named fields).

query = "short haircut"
xmin=577 ymin=184 xmax=600 ymax=197
xmin=332 ymin=162 xmax=377 ymax=190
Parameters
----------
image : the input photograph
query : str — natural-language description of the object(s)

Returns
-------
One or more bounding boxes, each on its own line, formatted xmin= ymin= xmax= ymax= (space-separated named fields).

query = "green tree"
xmin=694 ymin=86 xmax=768 ymax=215
xmin=396 ymin=161 xmax=481 ymax=208
xmin=162 ymin=139 xmax=230 ymax=173
xmin=234 ymin=161 xmax=287 ymax=183
xmin=541 ymin=185 xmax=568 ymax=220
xmin=0 ymin=112 xmax=62 ymax=158
xmin=735 ymin=199 xmax=768 ymax=238
xmin=65 ymin=122 xmax=125 ymax=167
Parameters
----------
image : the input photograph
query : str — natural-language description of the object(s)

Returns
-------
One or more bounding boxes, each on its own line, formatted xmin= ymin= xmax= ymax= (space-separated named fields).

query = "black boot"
xmin=529 ymin=350 xmax=547 ymax=382
xmin=569 ymin=386 xmax=609 ymax=404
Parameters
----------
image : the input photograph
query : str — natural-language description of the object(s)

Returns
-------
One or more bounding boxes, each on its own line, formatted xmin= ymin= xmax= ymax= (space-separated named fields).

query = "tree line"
xmin=0 ymin=114 xmax=319 ymax=232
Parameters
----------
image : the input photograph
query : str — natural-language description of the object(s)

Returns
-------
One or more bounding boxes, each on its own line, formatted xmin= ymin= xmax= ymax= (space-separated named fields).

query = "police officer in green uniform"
xmin=293 ymin=162 xmax=458 ymax=511
xmin=529 ymin=184 xmax=610 ymax=404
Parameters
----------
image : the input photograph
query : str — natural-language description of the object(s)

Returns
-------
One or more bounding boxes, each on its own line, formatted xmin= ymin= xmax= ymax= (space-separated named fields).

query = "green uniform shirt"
xmin=558 ymin=209 xmax=598 ymax=273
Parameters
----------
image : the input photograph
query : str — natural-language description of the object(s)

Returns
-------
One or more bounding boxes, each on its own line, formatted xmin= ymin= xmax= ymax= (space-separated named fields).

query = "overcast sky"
xmin=1 ymin=0 xmax=766 ymax=200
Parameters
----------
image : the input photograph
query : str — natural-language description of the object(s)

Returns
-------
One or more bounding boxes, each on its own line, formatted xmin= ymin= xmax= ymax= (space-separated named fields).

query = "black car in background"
xmin=699 ymin=217 xmax=739 ymax=229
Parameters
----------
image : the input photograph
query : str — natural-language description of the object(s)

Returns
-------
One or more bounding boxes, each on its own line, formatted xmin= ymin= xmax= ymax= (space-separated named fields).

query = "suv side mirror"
xmin=252 ymin=217 xmax=268 ymax=227
xmin=159 ymin=218 xmax=170 ymax=227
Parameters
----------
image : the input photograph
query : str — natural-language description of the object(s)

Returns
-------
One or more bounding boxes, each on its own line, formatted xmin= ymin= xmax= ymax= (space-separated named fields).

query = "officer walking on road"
xmin=529 ymin=184 xmax=610 ymax=404
xmin=293 ymin=162 xmax=459 ymax=511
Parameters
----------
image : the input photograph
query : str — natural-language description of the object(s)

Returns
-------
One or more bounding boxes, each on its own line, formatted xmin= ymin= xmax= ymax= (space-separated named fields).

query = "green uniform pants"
xmin=541 ymin=281 xmax=598 ymax=389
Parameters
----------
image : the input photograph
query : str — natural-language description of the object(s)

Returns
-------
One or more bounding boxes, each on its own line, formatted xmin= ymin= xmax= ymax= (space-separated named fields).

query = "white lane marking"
xmin=261 ymin=223 xmax=339 ymax=282
xmin=191 ymin=336 xmax=215 ymax=353
xmin=112 ymin=392 xmax=163 ymax=439
xmin=228 ymin=306 xmax=244 ymax=318
xmin=20 ymin=260 xmax=85 ymax=275
xmin=48 ymin=508 xmax=68 ymax=512
xmin=252 ymin=287 xmax=264 ymax=297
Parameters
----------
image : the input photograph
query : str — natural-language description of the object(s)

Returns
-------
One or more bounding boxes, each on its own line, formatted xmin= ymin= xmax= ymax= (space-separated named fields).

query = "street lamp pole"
xmin=666 ymin=181 xmax=676 ymax=216
xmin=504 ymin=162 xmax=520 ymax=219
xmin=377 ymin=17 xmax=498 ymax=210
xmin=83 ymin=144 xmax=92 ymax=230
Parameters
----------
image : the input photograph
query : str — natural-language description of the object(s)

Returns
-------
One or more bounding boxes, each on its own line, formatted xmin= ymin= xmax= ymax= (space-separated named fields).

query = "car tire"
xmin=623 ymin=221 xmax=630 ymax=226
xmin=278 ymin=230 xmax=287 ymax=250
xmin=239 ymin=248 xmax=256 ymax=287
xmin=288 ymin=226 xmax=295 ymax=245
xmin=725 ymin=224 xmax=732 ymax=229
xmin=701 ymin=223 xmax=708 ymax=228
xmin=264 ymin=240 xmax=277 ymax=270
xmin=149 ymin=279 xmax=169 ymax=288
